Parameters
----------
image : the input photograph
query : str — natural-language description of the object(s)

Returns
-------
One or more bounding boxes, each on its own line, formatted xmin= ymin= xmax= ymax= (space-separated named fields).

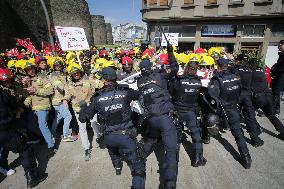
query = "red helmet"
xmin=128 ymin=50 xmax=134 ymax=57
xmin=0 ymin=68 xmax=13 ymax=81
xmin=142 ymin=49 xmax=152 ymax=58
xmin=122 ymin=56 xmax=133 ymax=65
xmin=158 ymin=54 xmax=169 ymax=65
xmin=99 ymin=50 xmax=108 ymax=57
xmin=120 ymin=50 xmax=127 ymax=57
xmin=35 ymin=56 xmax=47 ymax=65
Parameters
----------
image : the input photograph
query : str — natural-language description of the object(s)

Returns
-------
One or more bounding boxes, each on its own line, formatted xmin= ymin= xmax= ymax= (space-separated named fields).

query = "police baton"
xmin=157 ymin=22 xmax=169 ymax=46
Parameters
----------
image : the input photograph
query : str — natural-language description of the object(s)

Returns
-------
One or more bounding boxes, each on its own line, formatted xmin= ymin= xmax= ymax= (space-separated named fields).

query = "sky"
xmin=86 ymin=0 xmax=143 ymax=27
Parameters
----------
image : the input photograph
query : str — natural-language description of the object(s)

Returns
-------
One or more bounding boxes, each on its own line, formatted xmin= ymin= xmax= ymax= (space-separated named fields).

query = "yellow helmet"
xmin=199 ymin=56 xmax=215 ymax=66
xmin=67 ymin=63 xmax=83 ymax=75
xmin=21 ymin=59 xmax=36 ymax=70
xmin=65 ymin=51 xmax=77 ymax=65
xmin=104 ymin=60 xmax=116 ymax=68
xmin=95 ymin=58 xmax=108 ymax=70
xmin=47 ymin=57 xmax=64 ymax=70
xmin=172 ymin=45 xmax=177 ymax=52
xmin=208 ymin=47 xmax=221 ymax=57
xmin=177 ymin=53 xmax=189 ymax=65
xmin=7 ymin=60 xmax=17 ymax=70
xmin=133 ymin=47 xmax=140 ymax=55
xmin=188 ymin=53 xmax=201 ymax=63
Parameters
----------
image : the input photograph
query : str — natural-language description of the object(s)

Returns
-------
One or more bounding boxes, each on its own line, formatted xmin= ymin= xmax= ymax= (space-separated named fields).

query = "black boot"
xmin=191 ymin=153 xmax=207 ymax=167
xmin=26 ymin=169 xmax=47 ymax=188
xmin=202 ymin=134 xmax=210 ymax=144
xmin=240 ymin=151 xmax=252 ymax=169
xmin=251 ymin=137 xmax=264 ymax=148
xmin=84 ymin=149 xmax=91 ymax=161
xmin=115 ymin=161 xmax=123 ymax=175
xmin=164 ymin=180 xmax=176 ymax=189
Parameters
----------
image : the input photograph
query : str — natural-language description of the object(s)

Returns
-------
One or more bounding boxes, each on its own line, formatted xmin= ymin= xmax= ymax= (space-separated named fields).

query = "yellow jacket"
xmin=24 ymin=76 xmax=54 ymax=111
xmin=66 ymin=76 xmax=92 ymax=113
xmin=49 ymin=71 xmax=69 ymax=106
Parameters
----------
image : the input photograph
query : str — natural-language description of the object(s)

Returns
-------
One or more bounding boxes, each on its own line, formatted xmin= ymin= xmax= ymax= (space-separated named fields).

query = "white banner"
xmin=55 ymin=26 xmax=90 ymax=51
xmin=161 ymin=33 xmax=179 ymax=46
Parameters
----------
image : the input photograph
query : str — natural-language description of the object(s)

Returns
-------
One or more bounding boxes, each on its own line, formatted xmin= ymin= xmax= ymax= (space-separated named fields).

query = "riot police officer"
xmin=207 ymin=58 xmax=252 ymax=169
xmin=169 ymin=60 xmax=206 ymax=167
xmin=79 ymin=67 xmax=146 ymax=189
xmin=250 ymin=58 xmax=284 ymax=140
xmin=271 ymin=40 xmax=284 ymax=114
xmin=234 ymin=54 xmax=263 ymax=147
xmin=137 ymin=45 xmax=179 ymax=189
xmin=0 ymin=68 xmax=47 ymax=188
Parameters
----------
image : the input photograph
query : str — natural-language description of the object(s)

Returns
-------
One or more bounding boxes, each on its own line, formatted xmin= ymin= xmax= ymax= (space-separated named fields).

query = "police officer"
xmin=79 ymin=67 xmax=146 ymax=189
xmin=169 ymin=60 xmax=206 ymax=167
xmin=271 ymin=40 xmax=284 ymax=114
xmin=0 ymin=68 xmax=47 ymax=188
xmin=234 ymin=54 xmax=263 ymax=147
xmin=137 ymin=45 xmax=179 ymax=189
xmin=250 ymin=58 xmax=284 ymax=140
xmin=207 ymin=58 xmax=252 ymax=169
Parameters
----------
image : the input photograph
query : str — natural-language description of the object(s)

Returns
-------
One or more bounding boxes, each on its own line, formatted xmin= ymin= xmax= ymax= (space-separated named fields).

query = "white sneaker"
xmin=0 ymin=167 xmax=15 ymax=176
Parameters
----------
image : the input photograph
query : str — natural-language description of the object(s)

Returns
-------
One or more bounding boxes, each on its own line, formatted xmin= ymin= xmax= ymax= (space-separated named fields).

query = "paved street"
xmin=1 ymin=106 xmax=284 ymax=189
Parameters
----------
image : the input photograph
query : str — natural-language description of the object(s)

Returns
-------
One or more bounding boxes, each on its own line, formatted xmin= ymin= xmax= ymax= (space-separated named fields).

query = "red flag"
xmin=42 ymin=41 xmax=53 ymax=55
xmin=16 ymin=38 xmax=30 ymax=48
xmin=54 ymin=41 xmax=63 ymax=54
xmin=5 ymin=48 xmax=19 ymax=57
xmin=27 ymin=43 xmax=39 ymax=54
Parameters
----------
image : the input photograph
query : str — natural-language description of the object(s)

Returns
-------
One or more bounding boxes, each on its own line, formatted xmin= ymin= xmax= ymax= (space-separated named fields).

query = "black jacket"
xmin=0 ymin=88 xmax=18 ymax=130
xmin=79 ymin=83 xmax=140 ymax=132
xmin=271 ymin=52 xmax=284 ymax=91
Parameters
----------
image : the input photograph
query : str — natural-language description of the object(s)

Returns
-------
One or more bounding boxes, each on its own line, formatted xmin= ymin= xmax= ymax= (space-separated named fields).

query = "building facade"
xmin=142 ymin=0 xmax=284 ymax=66
xmin=112 ymin=23 xmax=147 ymax=45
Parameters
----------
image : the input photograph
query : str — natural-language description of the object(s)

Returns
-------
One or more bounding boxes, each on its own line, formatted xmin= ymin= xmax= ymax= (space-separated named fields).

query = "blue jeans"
xmin=52 ymin=104 xmax=72 ymax=138
xmin=35 ymin=110 xmax=54 ymax=148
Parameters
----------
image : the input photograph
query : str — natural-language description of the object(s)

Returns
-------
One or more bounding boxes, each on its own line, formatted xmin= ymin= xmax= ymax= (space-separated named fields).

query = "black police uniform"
xmin=208 ymin=70 xmax=252 ymax=169
xmin=0 ymin=86 xmax=45 ymax=188
xmin=235 ymin=65 xmax=263 ymax=146
xmin=170 ymin=74 xmax=206 ymax=167
xmin=271 ymin=51 xmax=284 ymax=114
xmin=137 ymin=47 xmax=179 ymax=189
xmin=252 ymin=67 xmax=284 ymax=139
xmin=79 ymin=82 xmax=145 ymax=189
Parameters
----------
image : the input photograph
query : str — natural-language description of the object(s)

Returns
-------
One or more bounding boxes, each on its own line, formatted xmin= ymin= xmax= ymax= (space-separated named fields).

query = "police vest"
xmin=215 ymin=72 xmax=241 ymax=105
xmin=238 ymin=66 xmax=252 ymax=91
xmin=251 ymin=68 xmax=270 ymax=94
xmin=172 ymin=75 xmax=201 ymax=110
xmin=137 ymin=72 xmax=173 ymax=115
xmin=96 ymin=85 xmax=132 ymax=126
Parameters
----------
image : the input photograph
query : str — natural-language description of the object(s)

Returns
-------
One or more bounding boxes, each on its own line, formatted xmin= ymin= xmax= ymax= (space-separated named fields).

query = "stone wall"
xmin=106 ymin=23 xmax=113 ymax=45
xmin=0 ymin=0 xmax=94 ymax=51
xmin=92 ymin=15 xmax=107 ymax=45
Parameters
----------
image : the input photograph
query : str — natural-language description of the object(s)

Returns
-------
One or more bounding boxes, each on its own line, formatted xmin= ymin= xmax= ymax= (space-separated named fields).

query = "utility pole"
xmin=39 ymin=0 xmax=55 ymax=53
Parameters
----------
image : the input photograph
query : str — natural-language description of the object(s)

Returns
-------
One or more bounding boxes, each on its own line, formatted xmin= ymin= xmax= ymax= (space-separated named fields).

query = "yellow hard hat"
xmin=208 ymin=47 xmax=221 ymax=57
xmin=199 ymin=56 xmax=215 ymax=66
xmin=7 ymin=60 xmax=17 ymax=70
xmin=95 ymin=58 xmax=108 ymax=70
xmin=104 ymin=60 xmax=116 ymax=68
xmin=47 ymin=57 xmax=64 ymax=70
xmin=21 ymin=59 xmax=36 ymax=70
xmin=172 ymin=45 xmax=177 ymax=52
xmin=67 ymin=63 xmax=82 ymax=75
xmin=66 ymin=51 xmax=77 ymax=65
xmin=188 ymin=53 xmax=201 ymax=63
xmin=177 ymin=53 xmax=189 ymax=65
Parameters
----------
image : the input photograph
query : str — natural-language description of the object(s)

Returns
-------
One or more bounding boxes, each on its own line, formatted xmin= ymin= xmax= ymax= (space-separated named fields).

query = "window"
xmin=184 ymin=0 xmax=194 ymax=4
xmin=181 ymin=25 xmax=196 ymax=37
xmin=272 ymin=24 xmax=284 ymax=37
xmin=149 ymin=0 xmax=157 ymax=5
xmin=242 ymin=24 xmax=266 ymax=37
xmin=160 ymin=0 xmax=168 ymax=6
xmin=207 ymin=0 xmax=217 ymax=4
